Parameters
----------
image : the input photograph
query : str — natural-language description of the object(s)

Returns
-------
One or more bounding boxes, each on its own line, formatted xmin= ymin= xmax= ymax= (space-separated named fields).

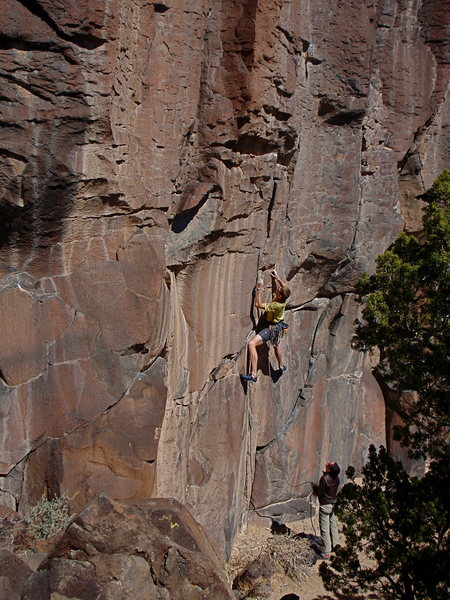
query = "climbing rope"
xmin=266 ymin=369 xmax=318 ymax=536
xmin=245 ymin=268 xmax=318 ymax=535
xmin=249 ymin=488 xmax=317 ymax=538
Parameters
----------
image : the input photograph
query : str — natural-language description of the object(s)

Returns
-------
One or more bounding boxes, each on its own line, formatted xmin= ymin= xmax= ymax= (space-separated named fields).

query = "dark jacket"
xmin=314 ymin=472 xmax=340 ymax=505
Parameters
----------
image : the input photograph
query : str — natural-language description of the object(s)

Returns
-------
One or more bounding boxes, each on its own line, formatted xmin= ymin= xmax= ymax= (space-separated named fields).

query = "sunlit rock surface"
xmin=0 ymin=0 xmax=448 ymax=557
xmin=1 ymin=495 xmax=233 ymax=599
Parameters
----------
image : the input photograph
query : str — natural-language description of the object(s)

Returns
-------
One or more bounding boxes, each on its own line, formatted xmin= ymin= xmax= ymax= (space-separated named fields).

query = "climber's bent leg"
xmin=274 ymin=343 xmax=283 ymax=370
xmin=247 ymin=334 xmax=264 ymax=378
xmin=273 ymin=343 xmax=287 ymax=374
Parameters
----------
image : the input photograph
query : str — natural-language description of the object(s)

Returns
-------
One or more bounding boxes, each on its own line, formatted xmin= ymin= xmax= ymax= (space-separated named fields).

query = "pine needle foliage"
xmin=353 ymin=170 xmax=450 ymax=457
xmin=320 ymin=446 xmax=450 ymax=600
xmin=320 ymin=172 xmax=450 ymax=600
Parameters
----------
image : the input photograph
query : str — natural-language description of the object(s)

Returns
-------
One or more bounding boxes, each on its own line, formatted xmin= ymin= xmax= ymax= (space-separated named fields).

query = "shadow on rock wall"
xmin=0 ymin=0 xmax=105 ymax=260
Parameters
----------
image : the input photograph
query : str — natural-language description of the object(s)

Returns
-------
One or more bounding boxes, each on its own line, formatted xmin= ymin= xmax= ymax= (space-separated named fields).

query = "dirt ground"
xmin=227 ymin=513 xmax=341 ymax=600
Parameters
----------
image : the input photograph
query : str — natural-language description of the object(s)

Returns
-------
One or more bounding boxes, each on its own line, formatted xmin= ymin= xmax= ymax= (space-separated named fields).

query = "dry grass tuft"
xmin=265 ymin=534 xmax=316 ymax=581
xmin=228 ymin=525 xmax=316 ymax=598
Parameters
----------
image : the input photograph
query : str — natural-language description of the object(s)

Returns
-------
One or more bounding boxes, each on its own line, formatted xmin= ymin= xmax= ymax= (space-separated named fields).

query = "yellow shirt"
xmin=264 ymin=300 xmax=286 ymax=323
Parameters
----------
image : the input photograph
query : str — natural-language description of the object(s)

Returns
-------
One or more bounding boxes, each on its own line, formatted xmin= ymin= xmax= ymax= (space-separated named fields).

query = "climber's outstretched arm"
xmin=254 ymin=280 xmax=266 ymax=309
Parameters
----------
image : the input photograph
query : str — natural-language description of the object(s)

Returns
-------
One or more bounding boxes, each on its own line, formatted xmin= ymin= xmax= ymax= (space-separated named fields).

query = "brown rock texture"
xmin=0 ymin=549 xmax=33 ymax=600
xmin=0 ymin=0 xmax=448 ymax=559
xmin=0 ymin=495 xmax=233 ymax=599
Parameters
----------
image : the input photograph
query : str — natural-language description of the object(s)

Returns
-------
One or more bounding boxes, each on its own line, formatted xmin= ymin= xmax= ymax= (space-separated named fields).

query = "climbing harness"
xmin=266 ymin=321 xmax=289 ymax=347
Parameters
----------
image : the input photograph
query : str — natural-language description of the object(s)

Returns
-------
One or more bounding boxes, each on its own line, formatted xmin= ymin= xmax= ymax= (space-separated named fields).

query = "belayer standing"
xmin=311 ymin=461 xmax=341 ymax=559
xmin=241 ymin=270 xmax=291 ymax=383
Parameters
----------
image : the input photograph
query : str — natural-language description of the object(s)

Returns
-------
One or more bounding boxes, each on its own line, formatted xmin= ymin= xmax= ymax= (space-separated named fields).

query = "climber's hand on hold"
xmin=270 ymin=269 xmax=288 ymax=289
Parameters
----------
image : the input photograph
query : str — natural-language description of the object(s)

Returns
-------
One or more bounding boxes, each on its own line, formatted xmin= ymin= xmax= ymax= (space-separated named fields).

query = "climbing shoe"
xmin=278 ymin=365 xmax=287 ymax=375
xmin=321 ymin=553 xmax=331 ymax=560
xmin=241 ymin=374 xmax=257 ymax=382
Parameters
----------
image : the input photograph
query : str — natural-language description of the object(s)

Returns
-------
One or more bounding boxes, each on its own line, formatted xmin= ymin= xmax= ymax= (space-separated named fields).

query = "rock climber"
xmin=241 ymin=269 xmax=291 ymax=383
xmin=311 ymin=461 xmax=341 ymax=559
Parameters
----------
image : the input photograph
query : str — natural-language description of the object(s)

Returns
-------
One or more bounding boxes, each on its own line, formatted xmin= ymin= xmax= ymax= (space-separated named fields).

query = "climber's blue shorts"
xmin=259 ymin=326 xmax=272 ymax=342
xmin=258 ymin=321 xmax=288 ymax=344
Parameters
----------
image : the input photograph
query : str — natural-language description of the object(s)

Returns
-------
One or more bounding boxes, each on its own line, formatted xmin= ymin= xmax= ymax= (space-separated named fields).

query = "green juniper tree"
xmin=320 ymin=446 xmax=450 ymax=600
xmin=354 ymin=169 xmax=449 ymax=456
xmin=320 ymin=171 xmax=450 ymax=599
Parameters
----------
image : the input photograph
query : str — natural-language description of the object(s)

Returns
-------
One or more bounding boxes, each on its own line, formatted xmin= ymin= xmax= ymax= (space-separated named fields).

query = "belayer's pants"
xmin=319 ymin=503 xmax=339 ymax=553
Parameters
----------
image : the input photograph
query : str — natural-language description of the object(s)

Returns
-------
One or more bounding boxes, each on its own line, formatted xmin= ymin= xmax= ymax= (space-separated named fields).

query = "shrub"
xmin=29 ymin=494 xmax=71 ymax=540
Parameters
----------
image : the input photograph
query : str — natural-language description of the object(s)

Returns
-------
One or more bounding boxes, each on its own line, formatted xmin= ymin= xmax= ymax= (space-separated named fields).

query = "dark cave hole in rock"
xmin=171 ymin=199 xmax=206 ymax=233
xmin=224 ymin=134 xmax=278 ymax=156
xmin=325 ymin=110 xmax=366 ymax=126
xmin=154 ymin=3 xmax=170 ymax=13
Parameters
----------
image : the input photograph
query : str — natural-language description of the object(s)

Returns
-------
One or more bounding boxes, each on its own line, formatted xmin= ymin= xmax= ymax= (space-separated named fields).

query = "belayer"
xmin=241 ymin=269 xmax=291 ymax=383
xmin=311 ymin=461 xmax=341 ymax=559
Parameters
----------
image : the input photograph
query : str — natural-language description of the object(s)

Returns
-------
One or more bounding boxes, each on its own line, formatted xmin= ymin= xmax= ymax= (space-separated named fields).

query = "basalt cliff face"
xmin=0 ymin=0 xmax=448 ymax=559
